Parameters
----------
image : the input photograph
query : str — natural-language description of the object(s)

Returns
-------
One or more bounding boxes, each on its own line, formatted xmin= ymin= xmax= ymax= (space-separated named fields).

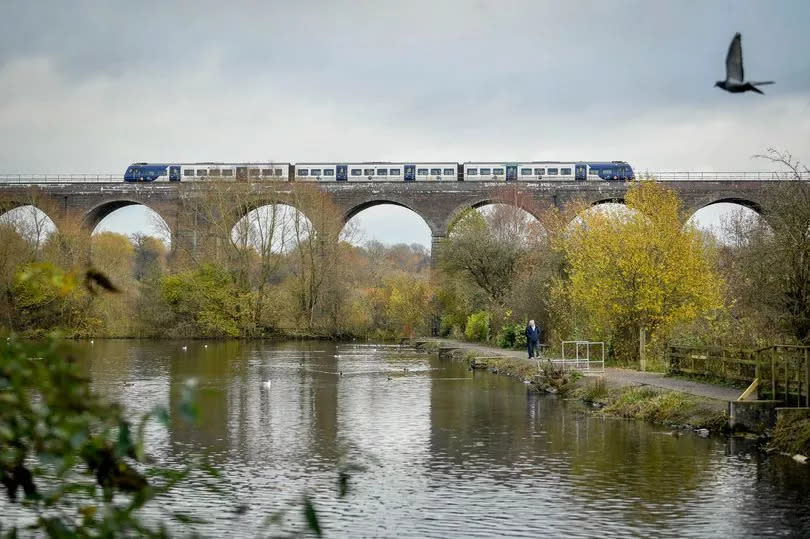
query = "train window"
xmin=480 ymin=168 xmax=491 ymax=175
xmin=561 ymin=168 xmax=572 ymax=175
xmin=604 ymin=169 xmax=614 ymax=177
xmin=351 ymin=169 xmax=362 ymax=176
xmin=589 ymin=168 xmax=599 ymax=175
xmin=521 ymin=168 xmax=532 ymax=175
xmin=323 ymin=169 xmax=334 ymax=176
xmin=493 ymin=168 xmax=504 ymax=175
xmin=534 ymin=168 xmax=544 ymax=175
xmin=618 ymin=167 xmax=626 ymax=175
xmin=274 ymin=169 xmax=283 ymax=176
xmin=250 ymin=168 xmax=260 ymax=176
xmin=467 ymin=168 xmax=478 ymax=175
xmin=222 ymin=169 xmax=233 ymax=176
xmin=430 ymin=168 xmax=441 ymax=175
xmin=299 ymin=169 xmax=309 ymax=176
xmin=547 ymin=168 xmax=558 ymax=175
xmin=196 ymin=169 xmax=207 ymax=176
xmin=377 ymin=169 xmax=388 ymax=176
xmin=443 ymin=168 xmax=454 ymax=175
xmin=389 ymin=168 xmax=401 ymax=175
xmin=310 ymin=169 xmax=322 ymax=176
xmin=184 ymin=169 xmax=195 ymax=177
xmin=209 ymin=169 xmax=221 ymax=176
xmin=417 ymin=168 xmax=428 ymax=175
xmin=364 ymin=168 xmax=374 ymax=176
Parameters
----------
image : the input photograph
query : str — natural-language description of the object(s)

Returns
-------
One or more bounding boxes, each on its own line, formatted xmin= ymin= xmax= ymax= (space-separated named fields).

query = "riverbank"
xmin=416 ymin=339 xmax=810 ymax=448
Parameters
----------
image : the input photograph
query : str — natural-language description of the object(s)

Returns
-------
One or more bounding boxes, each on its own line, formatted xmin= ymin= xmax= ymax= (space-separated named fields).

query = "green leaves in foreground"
xmin=0 ymin=336 xmax=201 ymax=536
xmin=303 ymin=496 xmax=323 ymax=537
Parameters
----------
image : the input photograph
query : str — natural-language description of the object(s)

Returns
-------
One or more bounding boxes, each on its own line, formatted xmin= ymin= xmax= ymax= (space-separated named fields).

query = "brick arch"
xmin=690 ymin=197 xmax=764 ymax=216
xmin=81 ymin=199 xmax=175 ymax=242
xmin=224 ymin=197 xmax=320 ymax=250
xmin=342 ymin=198 xmax=440 ymax=236
xmin=225 ymin=195 xmax=315 ymax=234
xmin=0 ymin=200 xmax=62 ymax=231
xmin=590 ymin=197 xmax=627 ymax=207
xmin=442 ymin=196 xmax=544 ymax=236
xmin=0 ymin=201 xmax=61 ymax=248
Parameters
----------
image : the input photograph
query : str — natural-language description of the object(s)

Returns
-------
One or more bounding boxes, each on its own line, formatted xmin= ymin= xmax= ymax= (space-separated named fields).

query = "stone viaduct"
xmin=0 ymin=179 xmax=785 ymax=263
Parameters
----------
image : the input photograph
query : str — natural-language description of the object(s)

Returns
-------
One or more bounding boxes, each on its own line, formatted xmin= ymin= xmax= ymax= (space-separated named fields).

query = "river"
xmin=4 ymin=340 xmax=810 ymax=537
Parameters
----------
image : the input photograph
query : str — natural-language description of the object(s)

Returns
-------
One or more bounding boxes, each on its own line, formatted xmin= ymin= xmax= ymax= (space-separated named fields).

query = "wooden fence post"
xmin=639 ymin=326 xmax=646 ymax=372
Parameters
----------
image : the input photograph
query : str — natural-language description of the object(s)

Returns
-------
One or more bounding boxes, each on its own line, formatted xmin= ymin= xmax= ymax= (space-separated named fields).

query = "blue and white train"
xmin=124 ymin=160 xmax=633 ymax=182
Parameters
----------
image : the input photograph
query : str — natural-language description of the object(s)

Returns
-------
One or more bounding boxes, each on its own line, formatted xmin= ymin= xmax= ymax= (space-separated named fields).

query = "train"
xmin=123 ymin=160 xmax=634 ymax=183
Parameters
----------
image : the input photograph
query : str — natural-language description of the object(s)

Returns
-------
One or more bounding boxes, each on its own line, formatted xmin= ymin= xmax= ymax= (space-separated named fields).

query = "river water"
xmin=4 ymin=340 xmax=810 ymax=537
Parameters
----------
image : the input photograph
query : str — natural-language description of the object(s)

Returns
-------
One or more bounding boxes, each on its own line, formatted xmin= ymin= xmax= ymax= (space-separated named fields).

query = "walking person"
xmin=526 ymin=319 xmax=541 ymax=359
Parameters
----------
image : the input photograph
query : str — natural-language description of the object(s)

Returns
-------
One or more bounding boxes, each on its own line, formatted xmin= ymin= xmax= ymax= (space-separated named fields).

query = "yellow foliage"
xmin=560 ymin=181 xmax=724 ymax=353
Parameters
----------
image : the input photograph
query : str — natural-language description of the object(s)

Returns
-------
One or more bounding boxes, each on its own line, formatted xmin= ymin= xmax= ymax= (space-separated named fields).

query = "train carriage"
xmin=463 ymin=162 xmax=579 ymax=181
xmin=462 ymin=161 xmax=633 ymax=181
xmin=124 ymin=162 xmax=291 ymax=182
xmin=293 ymin=162 xmax=459 ymax=182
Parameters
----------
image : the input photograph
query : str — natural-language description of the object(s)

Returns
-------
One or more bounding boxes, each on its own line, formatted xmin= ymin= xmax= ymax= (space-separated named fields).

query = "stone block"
xmin=728 ymin=400 xmax=782 ymax=432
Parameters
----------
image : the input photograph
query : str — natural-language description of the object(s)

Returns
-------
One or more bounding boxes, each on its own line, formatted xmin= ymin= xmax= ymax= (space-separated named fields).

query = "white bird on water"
xmin=714 ymin=32 xmax=774 ymax=95
xmin=262 ymin=380 xmax=272 ymax=389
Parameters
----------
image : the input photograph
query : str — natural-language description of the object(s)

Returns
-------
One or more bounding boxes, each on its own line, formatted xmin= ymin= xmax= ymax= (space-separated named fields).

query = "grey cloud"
xmin=0 ymin=0 xmax=809 ymax=174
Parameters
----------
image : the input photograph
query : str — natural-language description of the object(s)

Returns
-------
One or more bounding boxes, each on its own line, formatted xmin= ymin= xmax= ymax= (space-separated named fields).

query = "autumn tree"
xmin=0 ymin=223 xmax=33 ymax=329
xmin=558 ymin=181 xmax=724 ymax=362
xmin=722 ymin=149 xmax=810 ymax=343
xmin=178 ymin=182 xmax=299 ymax=335
xmin=284 ymin=185 xmax=354 ymax=330
xmin=438 ymin=209 xmax=525 ymax=306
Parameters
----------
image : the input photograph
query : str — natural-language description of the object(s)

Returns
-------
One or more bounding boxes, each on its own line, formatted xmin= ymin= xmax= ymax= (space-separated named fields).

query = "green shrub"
xmin=496 ymin=323 xmax=517 ymax=348
xmin=465 ymin=311 xmax=490 ymax=342
xmin=439 ymin=314 xmax=458 ymax=337
xmin=497 ymin=321 xmax=529 ymax=349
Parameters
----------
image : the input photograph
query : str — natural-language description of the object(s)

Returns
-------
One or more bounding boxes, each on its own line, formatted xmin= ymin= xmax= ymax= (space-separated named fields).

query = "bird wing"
xmin=726 ymin=32 xmax=743 ymax=82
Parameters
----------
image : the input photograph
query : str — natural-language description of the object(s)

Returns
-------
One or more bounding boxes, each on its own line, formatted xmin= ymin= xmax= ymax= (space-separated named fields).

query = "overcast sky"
xmin=2 ymin=1 xmax=809 ymax=246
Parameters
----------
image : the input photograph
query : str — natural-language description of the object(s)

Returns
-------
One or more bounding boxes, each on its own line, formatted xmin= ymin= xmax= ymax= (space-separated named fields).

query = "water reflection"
xmin=4 ymin=340 xmax=806 ymax=537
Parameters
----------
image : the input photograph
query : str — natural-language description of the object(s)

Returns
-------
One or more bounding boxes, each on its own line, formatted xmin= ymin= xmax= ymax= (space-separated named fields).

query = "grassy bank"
xmin=436 ymin=345 xmax=729 ymax=435
xmin=574 ymin=380 xmax=728 ymax=433
xmin=769 ymin=413 xmax=810 ymax=458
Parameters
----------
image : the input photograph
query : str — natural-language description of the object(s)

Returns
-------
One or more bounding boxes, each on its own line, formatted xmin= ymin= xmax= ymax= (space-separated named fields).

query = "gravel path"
xmin=421 ymin=338 xmax=742 ymax=403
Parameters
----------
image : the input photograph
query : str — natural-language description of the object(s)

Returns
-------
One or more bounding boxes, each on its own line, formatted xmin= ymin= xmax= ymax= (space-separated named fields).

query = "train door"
xmin=575 ymin=164 xmax=586 ymax=181
xmin=169 ymin=165 xmax=181 ymax=182
xmin=336 ymin=164 xmax=348 ymax=181
xmin=506 ymin=164 xmax=517 ymax=181
xmin=236 ymin=167 xmax=247 ymax=182
xmin=404 ymin=164 xmax=416 ymax=182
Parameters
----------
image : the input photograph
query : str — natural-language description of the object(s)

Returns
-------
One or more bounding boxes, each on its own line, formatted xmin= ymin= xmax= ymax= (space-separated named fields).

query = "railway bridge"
xmin=0 ymin=173 xmax=802 ymax=263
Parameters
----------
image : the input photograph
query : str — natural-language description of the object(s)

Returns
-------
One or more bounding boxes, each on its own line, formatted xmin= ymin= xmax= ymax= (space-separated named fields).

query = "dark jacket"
xmin=526 ymin=324 xmax=540 ymax=343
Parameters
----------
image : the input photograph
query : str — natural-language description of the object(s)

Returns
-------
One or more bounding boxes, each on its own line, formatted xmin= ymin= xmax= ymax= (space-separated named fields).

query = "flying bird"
xmin=715 ymin=33 xmax=774 ymax=94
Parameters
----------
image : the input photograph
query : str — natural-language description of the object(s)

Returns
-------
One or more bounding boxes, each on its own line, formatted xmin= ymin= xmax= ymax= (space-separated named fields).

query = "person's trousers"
xmin=528 ymin=340 xmax=538 ymax=358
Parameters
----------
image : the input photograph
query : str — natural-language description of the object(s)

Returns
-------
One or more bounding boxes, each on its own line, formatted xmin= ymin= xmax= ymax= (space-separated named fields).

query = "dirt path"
xmin=420 ymin=338 xmax=742 ymax=403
